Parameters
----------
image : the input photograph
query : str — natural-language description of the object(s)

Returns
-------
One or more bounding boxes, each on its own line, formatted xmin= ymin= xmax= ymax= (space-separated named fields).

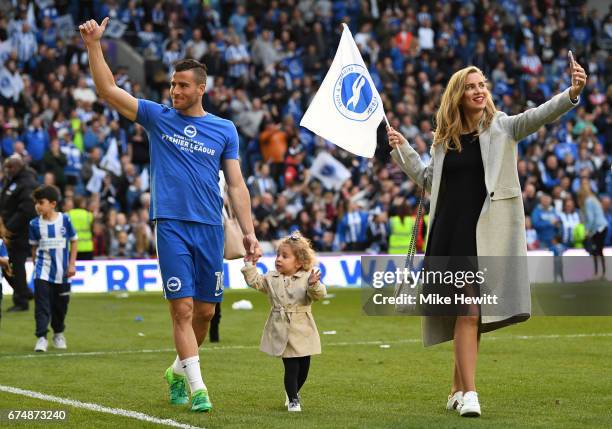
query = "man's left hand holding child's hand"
xmin=244 ymin=252 xmax=260 ymax=265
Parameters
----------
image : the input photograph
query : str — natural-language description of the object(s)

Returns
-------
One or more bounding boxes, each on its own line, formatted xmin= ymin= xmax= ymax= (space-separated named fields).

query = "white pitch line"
xmin=488 ymin=333 xmax=612 ymax=340
xmin=0 ymin=348 xmax=177 ymax=359
xmin=0 ymin=385 xmax=205 ymax=429
xmin=0 ymin=345 xmax=257 ymax=360
xmin=1 ymin=333 xmax=610 ymax=360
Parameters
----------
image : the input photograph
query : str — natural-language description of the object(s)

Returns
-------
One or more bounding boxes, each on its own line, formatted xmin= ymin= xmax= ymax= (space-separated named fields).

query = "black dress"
xmin=422 ymin=133 xmax=488 ymax=316
xmin=426 ymin=132 xmax=487 ymax=257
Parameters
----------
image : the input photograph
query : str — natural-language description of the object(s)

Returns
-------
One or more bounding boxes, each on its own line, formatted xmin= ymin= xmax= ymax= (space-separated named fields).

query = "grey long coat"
xmin=391 ymin=88 xmax=579 ymax=346
xmin=241 ymin=263 xmax=327 ymax=357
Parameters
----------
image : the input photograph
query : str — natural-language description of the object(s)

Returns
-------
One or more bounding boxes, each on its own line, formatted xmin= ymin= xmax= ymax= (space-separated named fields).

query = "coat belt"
xmin=272 ymin=305 xmax=311 ymax=313
xmin=272 ymin=305 xmax=311 ymax=321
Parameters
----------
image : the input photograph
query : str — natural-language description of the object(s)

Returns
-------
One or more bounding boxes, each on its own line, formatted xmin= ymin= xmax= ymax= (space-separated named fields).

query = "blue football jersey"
xmin=136 ymin=99 xmax=239 ymax=225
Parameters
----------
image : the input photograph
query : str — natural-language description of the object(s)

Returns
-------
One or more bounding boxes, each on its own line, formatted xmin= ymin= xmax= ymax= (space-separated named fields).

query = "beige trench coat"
xmin=241 ymin=263 xmax=327 ymax=357
xmin=391 ymin=88 xmax=579 ymax=346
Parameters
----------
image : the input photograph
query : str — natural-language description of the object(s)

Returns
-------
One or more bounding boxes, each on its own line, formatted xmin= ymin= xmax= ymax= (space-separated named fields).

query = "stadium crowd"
xmin=0 ymin=0 xmax=610 ymax=259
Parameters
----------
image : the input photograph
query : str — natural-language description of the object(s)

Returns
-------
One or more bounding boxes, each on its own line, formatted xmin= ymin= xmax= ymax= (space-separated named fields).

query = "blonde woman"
xmin=577 ymin=180 xmax=608 ymax=279
xmin=387 ymin=57 xmax=587 ymax=417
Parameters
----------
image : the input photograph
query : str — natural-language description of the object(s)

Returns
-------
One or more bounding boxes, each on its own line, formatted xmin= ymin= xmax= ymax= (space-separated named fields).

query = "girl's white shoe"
xmin=285 ymin=392 xmax=301 ymax=407
xmin=446 ymin=391 xmax=463 ymax=412
xmin=459 ymin=391 xmax=481 ymax=417
xmin=288 ymin=399 xmax=301 ymax=412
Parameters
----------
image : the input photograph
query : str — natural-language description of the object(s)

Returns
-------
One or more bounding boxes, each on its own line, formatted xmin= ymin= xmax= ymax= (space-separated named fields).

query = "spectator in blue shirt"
xmin=12 ymin=22 xmax=38 ymax=64
xmin=59 ymin=132 xmax=83 ymax=188
xmin=82 ymin=120 xmax=103 ymax=151
xmin=229 ymin=5 xmax=248 ymax=39
xmin=23 ymin=117 xmax=49 ymax=168
xmin=1 ymin=126 xmax=18 ymax=157
xmin=549 ymin=235 xmax=566 ymax=283
xmin=336 ymin=201 xmax=369 ymax=251
xmin=225 ymin=35 xmax=250 ymax=86
xmin=532 ymin=194 xmax=560 ymax=248
xmin=554 ymin=139 xmax=578 ymax=161
xmin=539 ymin=154 xmax=562 ymax=191
xmin=37 ymin=17 xmax=57 ymax=48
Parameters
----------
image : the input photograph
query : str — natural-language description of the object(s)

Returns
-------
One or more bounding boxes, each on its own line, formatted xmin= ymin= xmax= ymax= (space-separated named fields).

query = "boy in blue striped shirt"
xmin=29 ymin=185 xmax=78 ymax=352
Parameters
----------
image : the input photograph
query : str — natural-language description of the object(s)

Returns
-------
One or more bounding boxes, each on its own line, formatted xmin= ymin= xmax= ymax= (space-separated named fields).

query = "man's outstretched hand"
xmin=79 ymin=17 xmax=110 ymax=45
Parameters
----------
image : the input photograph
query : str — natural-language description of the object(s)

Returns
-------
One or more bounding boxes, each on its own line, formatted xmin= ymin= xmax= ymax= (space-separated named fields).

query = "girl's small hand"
xmin=308 ymin=268 xmax=321 ymax=286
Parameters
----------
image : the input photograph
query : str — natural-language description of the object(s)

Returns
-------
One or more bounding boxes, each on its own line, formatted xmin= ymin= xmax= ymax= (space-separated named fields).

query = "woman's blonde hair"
xmin=279 ymin=231 xmax=317 ymax=271
xmin=434 ymin=66 xmax=497 ymax=152
xmin=576 ymin=180 xmax=595 ymax=210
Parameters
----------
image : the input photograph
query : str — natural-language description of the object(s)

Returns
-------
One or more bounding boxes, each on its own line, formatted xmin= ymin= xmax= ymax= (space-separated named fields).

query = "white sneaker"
xmin=446 ymin=391 xmax=463 ymax=411
xmin=52 ymin=333 xmax=67 ymax=349
xmin=285 ymin=392 xmax=301 ymax=407
xmin=460 ymin=391 xmax=481 ymax=417
xmin=34 ymin=337 xmax=48 ymax=352
xmin=288 ymin=399 xmax=301 ymax=412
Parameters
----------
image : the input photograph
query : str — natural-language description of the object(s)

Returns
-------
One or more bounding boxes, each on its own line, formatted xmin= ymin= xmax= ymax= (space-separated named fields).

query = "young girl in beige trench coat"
xmin=241 ymin=232 xmax=326 ymax=412
xmin=387 ymin=56 xmax=587 ymax=417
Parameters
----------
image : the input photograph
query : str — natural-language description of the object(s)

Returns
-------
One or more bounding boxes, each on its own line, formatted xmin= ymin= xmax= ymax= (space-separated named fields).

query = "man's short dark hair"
xmin=32 ymin=185 xmax=61 ymax=203
xmin=173 ymin=59 xmax=208 ymax=85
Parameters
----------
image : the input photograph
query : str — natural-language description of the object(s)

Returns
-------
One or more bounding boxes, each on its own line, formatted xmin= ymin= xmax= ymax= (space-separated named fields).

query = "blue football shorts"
xmin=155 ymin=219 xmax=224 ymax=302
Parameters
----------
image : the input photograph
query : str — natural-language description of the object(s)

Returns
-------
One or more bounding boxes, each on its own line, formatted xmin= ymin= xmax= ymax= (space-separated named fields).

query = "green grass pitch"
xmin=0 ymin=287 xmax=610 ymax=428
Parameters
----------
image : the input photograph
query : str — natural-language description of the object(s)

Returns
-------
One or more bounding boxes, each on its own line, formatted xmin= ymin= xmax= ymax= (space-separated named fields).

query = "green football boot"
xmin=190 ymin=389 xmax=213 ymax=412
xmin=164 ymin=367 xmax=189 ymax=405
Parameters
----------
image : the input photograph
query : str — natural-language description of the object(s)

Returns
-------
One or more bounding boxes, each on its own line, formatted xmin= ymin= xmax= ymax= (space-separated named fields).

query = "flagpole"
xmin=384 ymin=114 xmax=405 ymax=163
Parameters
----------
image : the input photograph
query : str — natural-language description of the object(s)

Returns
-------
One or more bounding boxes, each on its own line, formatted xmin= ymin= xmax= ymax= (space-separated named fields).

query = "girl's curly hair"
xmin=278 ymin=231 xmax=317 ymax=272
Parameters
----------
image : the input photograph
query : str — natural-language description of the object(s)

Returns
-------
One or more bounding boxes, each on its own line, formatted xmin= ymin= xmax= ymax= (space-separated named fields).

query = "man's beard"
xmin=173 ymin=96 xmax=197 ymax=109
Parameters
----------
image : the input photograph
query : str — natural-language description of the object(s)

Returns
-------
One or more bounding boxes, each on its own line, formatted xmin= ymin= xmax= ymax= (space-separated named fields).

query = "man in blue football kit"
xmin=81 ymin=18 xmax=261 ymax=412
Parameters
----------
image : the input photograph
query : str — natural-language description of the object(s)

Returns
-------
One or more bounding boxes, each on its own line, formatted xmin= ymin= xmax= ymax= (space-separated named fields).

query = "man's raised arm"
xmin=79 ymin=18 xmax=138 ymax=122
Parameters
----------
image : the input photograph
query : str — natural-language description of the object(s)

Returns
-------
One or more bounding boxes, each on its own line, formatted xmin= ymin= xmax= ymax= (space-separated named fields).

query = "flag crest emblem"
xmin=334 ymin=64 xmax=379 ymax=121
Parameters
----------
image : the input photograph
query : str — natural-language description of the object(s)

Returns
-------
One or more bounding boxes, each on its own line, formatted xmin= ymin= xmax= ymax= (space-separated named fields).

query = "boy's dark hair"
xmin=32 ymin=185 xmax=61 ymax=203
xmin=173 ymin=59 xmax=207 ymax=85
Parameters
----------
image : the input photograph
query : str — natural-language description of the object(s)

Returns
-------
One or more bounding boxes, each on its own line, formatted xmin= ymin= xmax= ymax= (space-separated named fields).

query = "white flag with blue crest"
xmin=309 ymin=152 xmax=351 ymax=191
xmin=300 ymin=23 xmax=384 ymax=158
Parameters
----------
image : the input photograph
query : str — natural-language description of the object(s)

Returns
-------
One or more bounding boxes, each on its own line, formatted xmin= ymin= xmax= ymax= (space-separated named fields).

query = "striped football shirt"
xmin=29 ymin=213 xmax=77 ymax=283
